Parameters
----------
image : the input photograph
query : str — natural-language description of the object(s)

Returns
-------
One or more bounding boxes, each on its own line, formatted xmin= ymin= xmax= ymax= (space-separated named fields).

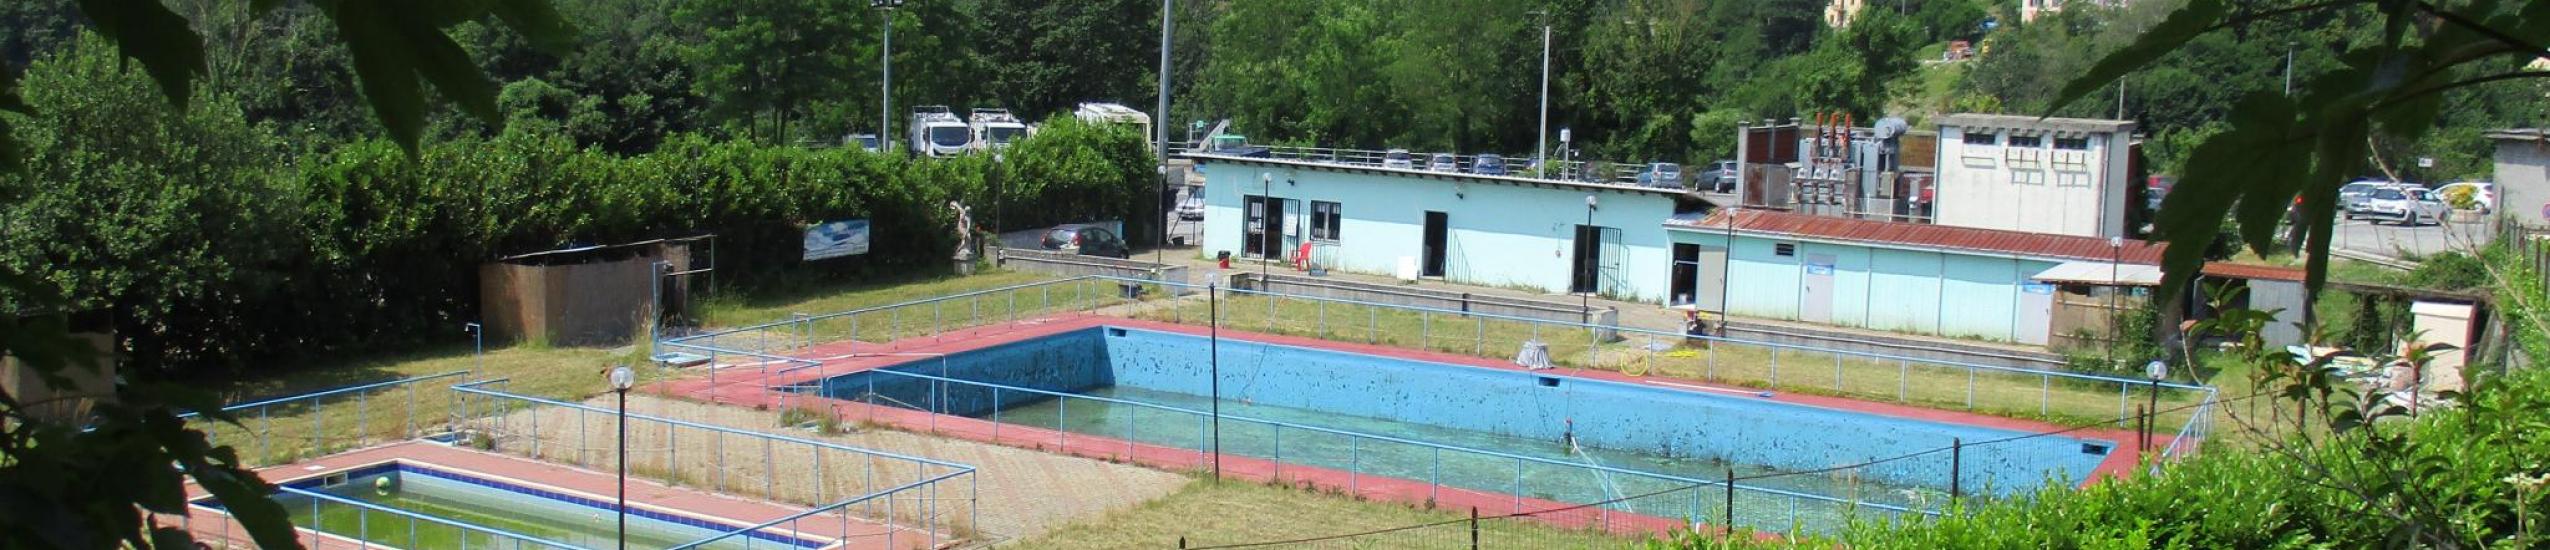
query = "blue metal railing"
xmin=177 ymin=371 xmax=473 ymax=467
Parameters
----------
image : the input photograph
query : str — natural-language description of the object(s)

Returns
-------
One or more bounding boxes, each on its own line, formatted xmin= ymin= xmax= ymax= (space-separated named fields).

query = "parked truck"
xmin=1073 ymin=102 xmax=1153 ymax=142
xmin=908 ymin=106 xmax=973 ymax=158
xmin=969 ymin=108 xmax=1030 ymax=152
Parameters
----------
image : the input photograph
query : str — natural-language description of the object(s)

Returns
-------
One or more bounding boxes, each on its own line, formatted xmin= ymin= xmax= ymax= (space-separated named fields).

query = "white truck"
xmin=969 ymin=108 xmax=1030 ymax=152
xmin=908 ymin=106 xmax=973 ymax=158
xmin=1073 ymin=102 xmax=1153 ymax=142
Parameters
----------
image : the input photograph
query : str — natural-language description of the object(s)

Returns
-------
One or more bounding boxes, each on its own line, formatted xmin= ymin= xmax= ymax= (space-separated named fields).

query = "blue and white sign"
xmin=803 ymin=219 xmax=870 ymax=261
xmin=1805 ymin=263 xmax=1835 ymax=275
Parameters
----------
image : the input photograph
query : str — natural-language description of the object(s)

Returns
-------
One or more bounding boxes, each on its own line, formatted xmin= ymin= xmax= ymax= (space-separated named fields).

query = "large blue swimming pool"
xmin=798 ymin=326 xmax=2111 ymax=529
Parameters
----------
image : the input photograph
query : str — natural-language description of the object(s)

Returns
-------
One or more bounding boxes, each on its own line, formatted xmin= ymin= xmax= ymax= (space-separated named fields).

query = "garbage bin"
xmin=1217 ymin=251 xmax=1231 ymax=269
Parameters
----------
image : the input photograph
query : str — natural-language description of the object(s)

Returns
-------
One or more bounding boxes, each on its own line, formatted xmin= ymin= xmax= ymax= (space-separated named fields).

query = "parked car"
xmin=1471 ymin=154 xmax=1508 ymax=175
xmin=1382 ymin=149 xmax=1415 ymax=170
xmin=2339 ymin=180 xmax=2393 ymax=220
xmin=1636 ymin=162 xmax=1684 ymax=189
xmin=2145 ymin=176 xmax=2175 ymax=212
xmin=844 ymin=133 xmax=882 ymax=153
xmin=2361 ymin=186 xmax=2446 ymax=225
xmin=1175 ymin=188 xmax=1205 ymax=220
xmin=1699 ymin=160 xmax=1738 ymax=192
xmin=2435 ymin=181 xmax=2497 ymax=212
xmin=1427 ymin=153 xmax=1458 ymax=172
xmin=1039 ymin=224 xmax=1131 ymax=258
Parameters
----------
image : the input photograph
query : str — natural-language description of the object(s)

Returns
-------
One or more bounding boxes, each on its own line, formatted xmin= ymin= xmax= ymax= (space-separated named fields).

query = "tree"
xmin=676 ymin=0 xmax=869 ymax=143
xmin=0 ymin=0 xmax=573 ymax=547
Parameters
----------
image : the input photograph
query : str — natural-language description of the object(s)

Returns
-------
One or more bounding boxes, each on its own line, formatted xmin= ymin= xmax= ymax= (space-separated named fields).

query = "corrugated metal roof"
xmin=2033 ymin=262 xmax=2163 ymax=285
xmin=2199 ymin=262 xmax=2307 ymax=282
xmin=1668 ymin=209 xmax=2166 ymax=264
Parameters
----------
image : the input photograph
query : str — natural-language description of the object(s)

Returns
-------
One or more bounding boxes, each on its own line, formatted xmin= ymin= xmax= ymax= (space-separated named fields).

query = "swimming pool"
xmin=201 ymin=462 xmax=829 ymax=549
xmin=795 ymin=325 xmax=2116 ymax=531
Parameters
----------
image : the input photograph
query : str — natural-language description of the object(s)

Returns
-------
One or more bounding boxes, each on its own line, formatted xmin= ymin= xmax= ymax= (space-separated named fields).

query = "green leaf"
xmin=71 ymin=0 xmax=207 ymax=109
xmin=2044 ymin=0 xmax=2225 ymax=117
xmin=144 ymin=412 xmax=298 ymax=550
xmin=392 ymin=15 xmax=502 ymax=126
xmin=327 ymin=0 xmax=430 ymax=154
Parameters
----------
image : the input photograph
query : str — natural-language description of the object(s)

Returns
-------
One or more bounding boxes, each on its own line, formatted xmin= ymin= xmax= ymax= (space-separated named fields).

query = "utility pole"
xmin=1158 ymin=0 xmax=1175 ymax=260
xmin=1534 ymin=11 xmax=1552 ymax=171
xmin=875 ymin=0 xmax=901 ymax=151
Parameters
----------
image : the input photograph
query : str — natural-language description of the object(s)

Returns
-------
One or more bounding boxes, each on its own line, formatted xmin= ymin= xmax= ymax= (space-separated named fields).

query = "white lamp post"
xmin=608 ymin=365 xmax=636 ymax=550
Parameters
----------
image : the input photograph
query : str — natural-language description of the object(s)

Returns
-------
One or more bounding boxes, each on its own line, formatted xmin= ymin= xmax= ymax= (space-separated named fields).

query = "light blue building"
xmin=1189 ymin=154 xmax=1693 ymax=302
xmin=1664 ymin=209 xmax=2162 ymax=344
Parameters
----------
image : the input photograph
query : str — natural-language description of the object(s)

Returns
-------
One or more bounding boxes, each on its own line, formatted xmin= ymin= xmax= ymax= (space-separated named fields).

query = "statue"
xmin=948 ymin=201 xmax=976 ymax=274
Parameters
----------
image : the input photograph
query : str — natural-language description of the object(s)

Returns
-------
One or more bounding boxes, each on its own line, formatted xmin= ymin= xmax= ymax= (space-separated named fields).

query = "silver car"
xmin=2362 ymin=186 xmax=2446 ymax=225
xmin=1427 ymin=153 xmax=1458 ymax=172
xmin=1382 ymin=149 xmax=1414 ymax=170
xmin=2338 ymin=180 xmax=2390 ymax=220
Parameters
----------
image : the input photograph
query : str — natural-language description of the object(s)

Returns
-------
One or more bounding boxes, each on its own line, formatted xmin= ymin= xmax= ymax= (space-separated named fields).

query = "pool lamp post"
xmin=609 ymin=365 xmax=637 ymax=550
xmin=1581 ymin=194 xmax=1597 ymax=324
xmin=2142 ymin=359 xmax=2166 ymax=452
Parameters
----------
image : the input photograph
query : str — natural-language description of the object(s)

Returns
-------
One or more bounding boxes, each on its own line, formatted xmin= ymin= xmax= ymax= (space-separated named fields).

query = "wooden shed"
xmin=479 ymin=236 xmax=709 ymax=346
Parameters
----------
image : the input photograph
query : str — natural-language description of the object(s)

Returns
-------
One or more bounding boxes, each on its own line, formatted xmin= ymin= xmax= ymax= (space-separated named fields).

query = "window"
xmin=2054 ymin=137 xmax=2090 ymax=150
xmin=2007 ymin=135 xmax=2043 ymax=148
xmin=1310 ymin=201 xmax=1343 ymax=241
xmin=1774 ymin=243 xmax=1797 ymax=257
xmin=1962 ymin=132 xmax=1999 ymax=146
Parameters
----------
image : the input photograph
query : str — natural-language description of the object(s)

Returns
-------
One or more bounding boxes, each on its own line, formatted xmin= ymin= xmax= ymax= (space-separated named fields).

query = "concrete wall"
xmin=1198 ymin=161 xmax=1678 ymax=302
xmin=1673 ymin=229 xmax=2060 ymax=342
xmin=1097 ymin=327 xmax=2103 ymax=495
xmin=2495 ymin=138 xmax=2550 ymax=227
xmin=1934 ymin=126 xmax=2129 ymax=238
xmin=824 ymin=329 xmax=1113 ymax=416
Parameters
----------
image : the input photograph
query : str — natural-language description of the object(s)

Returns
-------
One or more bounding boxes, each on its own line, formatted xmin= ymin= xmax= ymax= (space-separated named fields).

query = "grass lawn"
xmin=1014 ymin=477 xmax=1649 ymax=549
xmin=1126 ymin=293 xmax=2213 ymax=430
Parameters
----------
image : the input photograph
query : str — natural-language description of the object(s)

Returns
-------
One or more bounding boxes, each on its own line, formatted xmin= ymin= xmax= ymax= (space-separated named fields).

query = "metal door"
xmin=1800 ymin=253 xmax=1835 ymax=323
xmin=2016 ymin=281 xmax=2055 ymax=345
xmin=1693 ymin=246 xmax=1728 ymax=311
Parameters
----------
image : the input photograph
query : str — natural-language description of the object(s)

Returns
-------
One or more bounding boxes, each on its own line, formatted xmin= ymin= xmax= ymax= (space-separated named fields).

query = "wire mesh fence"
xmin=451 ymin=379 xmax=982 ymax=549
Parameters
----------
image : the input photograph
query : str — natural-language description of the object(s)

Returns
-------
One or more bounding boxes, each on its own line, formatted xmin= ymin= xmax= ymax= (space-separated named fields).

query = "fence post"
xmin=1470 ymin=507 xmax=1481 ymax=550
xmin=1723 ymin=467 xmax=1735 ymax=530
xmin=1949 ymin=438 xmax=1963 ymax=499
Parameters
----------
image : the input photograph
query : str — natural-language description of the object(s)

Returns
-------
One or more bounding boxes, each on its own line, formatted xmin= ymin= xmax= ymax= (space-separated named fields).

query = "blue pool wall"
xmin=822 ymin=326 xmax=2109 ymax=495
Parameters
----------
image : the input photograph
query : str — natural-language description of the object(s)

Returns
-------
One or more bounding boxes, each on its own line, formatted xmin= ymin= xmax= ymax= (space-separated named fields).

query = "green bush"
xmin=0 ymin=38 xmax=1157 ymax=375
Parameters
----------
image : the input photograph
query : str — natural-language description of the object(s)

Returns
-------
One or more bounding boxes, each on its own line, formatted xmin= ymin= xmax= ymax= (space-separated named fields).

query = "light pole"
xmin=875 ymin=0 xmax=902 ymax=151
xmin=2142 ymin=359 xmax=2166 ymax=452
xmin=1533 ymin=10 xmax=1552 ymax=170
xmin=1260 ymin=172 xmax=1274 ymax=282
xmin=1208 ymin=283 xmax=1221 ymax=482
xmin=2282 ymin=41 xmax=2297 ymax=96
xmin=608 ymin=365 xmax=636 ymax=550
xmin=463 ymin=322 xmax=483 ymax=378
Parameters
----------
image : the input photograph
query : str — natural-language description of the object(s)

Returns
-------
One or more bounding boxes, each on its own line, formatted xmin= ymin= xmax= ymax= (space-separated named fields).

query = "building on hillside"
xmin=1664 ymin=208 xmax=2162 ymax=345
xmin=2487 ymin=128 xmax=2550 ymax=228
xmin=1932 ymin=114 xmax=2139 ymax=239
xmin=2021 ymin=0 xmax=2133 ymax=22
xmin=1825 ymin=0 xmax=1865 ymax=27
xmin=1188 ymin=153 xmax=1699 ymax=302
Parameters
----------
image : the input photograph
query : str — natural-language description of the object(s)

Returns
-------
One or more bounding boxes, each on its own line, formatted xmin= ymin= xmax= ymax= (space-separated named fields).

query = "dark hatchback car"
xmin=1471 ymin=154 xmax=1508 ymax=175
xmin=1040 ymin=224 xmax=1130 ymax=258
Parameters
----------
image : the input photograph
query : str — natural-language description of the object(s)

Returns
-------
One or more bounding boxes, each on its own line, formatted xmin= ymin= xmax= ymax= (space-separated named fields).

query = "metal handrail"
xmin=665 ymin=474 xmax=963 ymax=550
xmin=273 ymin=485 xmax=585 ymax=549
xmin=830 ymin=366 xmax=1930 ymax=514
xmin=180 ymin=371 xmax=471 ymax=419
xmin=450 ymin=379 xmax=976 ymax=472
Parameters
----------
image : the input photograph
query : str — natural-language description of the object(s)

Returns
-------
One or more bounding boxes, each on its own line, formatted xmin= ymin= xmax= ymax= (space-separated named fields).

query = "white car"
xmin=1427 ymin=153 xmax=1458 ymax=172
xmin=2362 ymin=186 xmax=2446 ymax=225
xmin=2435 ymin=181 xmax=2496 ymax=212
xmin=1381 ymin=149 xmax=1414 ymax=170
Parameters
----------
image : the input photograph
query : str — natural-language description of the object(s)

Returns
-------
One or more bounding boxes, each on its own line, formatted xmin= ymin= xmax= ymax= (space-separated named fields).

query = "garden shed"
xmin=478 ymin=235 xmax=711 ymax=346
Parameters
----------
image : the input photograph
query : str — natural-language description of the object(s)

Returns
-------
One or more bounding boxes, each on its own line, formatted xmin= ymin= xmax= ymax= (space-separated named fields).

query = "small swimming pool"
xmin=202 ymin=462 xmax=827 ymax=549
xmin=798 ymin=326 xmax=2115 ymax=531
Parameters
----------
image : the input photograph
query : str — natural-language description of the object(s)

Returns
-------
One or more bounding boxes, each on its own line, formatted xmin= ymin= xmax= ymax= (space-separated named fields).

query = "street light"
xmin=2142 ymin=359 xmax=2167 ymax=452
xmin=1533 ymin=10 xmax=1552 ymax=169
xmin=1582 ymin=194 xmax=1597 ymax=324
xmin=608 ymin=365 xmax=636 ymax=550
xmin=874 ymin=0 xmax=903 ymax=152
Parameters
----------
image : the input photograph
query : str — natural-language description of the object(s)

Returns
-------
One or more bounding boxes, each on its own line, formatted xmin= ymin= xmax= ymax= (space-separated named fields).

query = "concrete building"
xmin=1189 ymin=153 xmax=1694 ymax=302
xmin=1665 ymin=209 xmax=2162 ymax=344
xmin=1933 ymin=114 xmax=2137 ymax=239
xmin=2487 ymin=128 xmax=2550 ymax=227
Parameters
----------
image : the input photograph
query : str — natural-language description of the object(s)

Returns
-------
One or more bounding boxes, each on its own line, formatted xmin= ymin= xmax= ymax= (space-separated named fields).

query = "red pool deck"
xmin=654 ymin=314 xmax=2170 ymax=538
xmin=179 ymin=441 xmax=928 ymax=550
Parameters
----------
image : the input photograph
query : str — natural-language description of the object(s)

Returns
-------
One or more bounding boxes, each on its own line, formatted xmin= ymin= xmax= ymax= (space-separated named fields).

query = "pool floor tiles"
xmin=178 ymin=441 xmax=927 ymax=550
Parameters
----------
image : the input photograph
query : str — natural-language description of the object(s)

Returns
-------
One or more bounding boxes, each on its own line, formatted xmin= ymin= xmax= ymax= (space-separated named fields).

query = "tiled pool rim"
xmin=197 ymin=460 xmax=834 ymax=549
xmin=657 ymin=316 xmax=2165 ymax=536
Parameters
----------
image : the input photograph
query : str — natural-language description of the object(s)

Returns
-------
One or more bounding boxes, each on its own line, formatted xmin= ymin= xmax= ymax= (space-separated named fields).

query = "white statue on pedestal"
xmin=949 ymin=201 xmax=976 ymax=269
